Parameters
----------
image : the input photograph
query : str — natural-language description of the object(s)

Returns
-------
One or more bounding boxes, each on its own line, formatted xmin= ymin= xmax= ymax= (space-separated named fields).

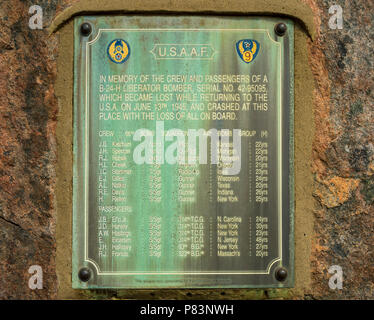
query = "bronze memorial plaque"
xmin=72 ymin=15 xmax=294 ymax=288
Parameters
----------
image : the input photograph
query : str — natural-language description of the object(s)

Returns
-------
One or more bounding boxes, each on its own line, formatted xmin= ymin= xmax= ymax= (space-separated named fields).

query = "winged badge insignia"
xmin=236 ymin=39 xmax=260 ymax=64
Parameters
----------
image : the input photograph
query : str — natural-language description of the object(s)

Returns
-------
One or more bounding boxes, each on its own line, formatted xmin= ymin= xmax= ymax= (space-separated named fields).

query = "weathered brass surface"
xmin=73 ymin=15 xmax=294 ymax=288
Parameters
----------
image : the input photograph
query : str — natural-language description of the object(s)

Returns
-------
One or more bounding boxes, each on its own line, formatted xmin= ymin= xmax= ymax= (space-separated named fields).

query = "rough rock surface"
xmin=0 ymin=0 xmax=373 ymax=299
xmin=304 ymin=0 xmax=374 ymax=299
xmin=0 ymin=0 xmax=61 ymax=299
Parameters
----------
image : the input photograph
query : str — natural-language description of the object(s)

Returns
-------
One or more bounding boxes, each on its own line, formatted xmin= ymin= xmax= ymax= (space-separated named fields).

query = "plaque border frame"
xmin=72 ymin=16 xmax=294 ymax=288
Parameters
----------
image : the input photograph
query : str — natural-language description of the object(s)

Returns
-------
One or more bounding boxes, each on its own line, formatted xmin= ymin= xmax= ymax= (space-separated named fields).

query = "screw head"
xmin=275 ymin=267 xmax=288 ymax=282
xmin=274 ymin=23 xmax=287 ymax=36
xmin=78 ymin=267 xmax=91 ymax=282
xmin=80 ymin=23 xmax=92 ymax=37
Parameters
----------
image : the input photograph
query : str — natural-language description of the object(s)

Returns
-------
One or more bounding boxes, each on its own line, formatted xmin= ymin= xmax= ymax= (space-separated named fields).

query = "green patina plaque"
xmin=73 ymin=15 xmax=294 ymax=288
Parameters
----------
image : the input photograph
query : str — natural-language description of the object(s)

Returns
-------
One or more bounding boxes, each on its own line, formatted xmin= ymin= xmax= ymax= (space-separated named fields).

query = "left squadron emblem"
xmin=107 ymin=39 xmax=130 ymax=64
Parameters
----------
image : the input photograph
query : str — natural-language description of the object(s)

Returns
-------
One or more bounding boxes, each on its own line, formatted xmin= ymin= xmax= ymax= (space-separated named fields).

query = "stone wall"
xmin=305 ymin=0 xmax=374 ymax=299
xmin=0 ymin=0 xmax=372 ymax=299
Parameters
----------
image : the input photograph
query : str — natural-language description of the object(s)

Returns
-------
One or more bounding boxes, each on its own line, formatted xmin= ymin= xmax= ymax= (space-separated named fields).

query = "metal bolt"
xmin=274 ymin=23 xmax=287 ymax=37
xmin=275 ymin=267 xmax=288 ymax=281
xmin=80 ymin=23 xmax=92 ymax=37
xmin=78 ymin=267 xmax=91 ymax=282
